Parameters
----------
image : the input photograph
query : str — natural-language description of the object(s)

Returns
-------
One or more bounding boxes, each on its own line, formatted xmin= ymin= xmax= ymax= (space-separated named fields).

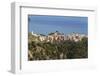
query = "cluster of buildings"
xmin=31 ymin=31 xmax=87 ymax=43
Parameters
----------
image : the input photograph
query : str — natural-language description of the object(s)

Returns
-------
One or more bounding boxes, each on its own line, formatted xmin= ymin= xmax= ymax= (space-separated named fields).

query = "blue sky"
xmin=28 ymin=15 xmax=88 ymax=35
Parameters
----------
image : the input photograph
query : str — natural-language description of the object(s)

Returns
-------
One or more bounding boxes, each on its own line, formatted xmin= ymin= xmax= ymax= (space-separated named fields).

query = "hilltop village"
xmin=28 ymin=31 xmax=88 ymax=60
xmin=30 ymin=31 xmax=87 ymax=43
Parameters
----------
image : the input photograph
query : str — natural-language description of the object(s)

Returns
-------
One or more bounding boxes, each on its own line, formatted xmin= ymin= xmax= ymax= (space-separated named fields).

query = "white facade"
xmin=31 ymin=31 xmax=40 ymax=37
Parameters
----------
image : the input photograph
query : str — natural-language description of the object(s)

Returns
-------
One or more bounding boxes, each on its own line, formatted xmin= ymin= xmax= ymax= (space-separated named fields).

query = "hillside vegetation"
xmin=28 ymin=32 xmax=88 ymax=60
